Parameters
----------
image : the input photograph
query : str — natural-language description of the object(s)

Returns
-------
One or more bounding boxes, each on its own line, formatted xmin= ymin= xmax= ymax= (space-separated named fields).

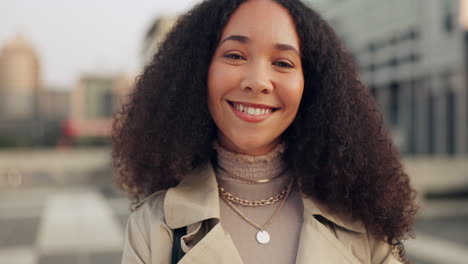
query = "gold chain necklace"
xmin=218 ymin=179 xmax=293 ymax=207
xmin=219 ymin=178 xmax=293 ymax=244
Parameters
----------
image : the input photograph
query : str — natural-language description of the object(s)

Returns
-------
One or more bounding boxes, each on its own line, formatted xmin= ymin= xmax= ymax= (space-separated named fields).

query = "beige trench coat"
xmin=122 ymin=162 xmax=402 ymax=264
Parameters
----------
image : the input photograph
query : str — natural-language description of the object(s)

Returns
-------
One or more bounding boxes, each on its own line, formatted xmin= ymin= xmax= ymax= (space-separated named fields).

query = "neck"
xmin=213 ymin=141 xmax=287 ymax=181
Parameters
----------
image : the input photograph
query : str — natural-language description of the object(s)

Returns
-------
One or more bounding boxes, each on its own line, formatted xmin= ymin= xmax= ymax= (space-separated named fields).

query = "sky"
xmin=0 ymin=0 xmax=202 ymax=89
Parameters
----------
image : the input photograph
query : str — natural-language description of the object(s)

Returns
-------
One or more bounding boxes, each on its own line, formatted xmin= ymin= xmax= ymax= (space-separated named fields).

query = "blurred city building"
xmin=0 ymin=33 xmax=135 ymax=147
xmin=0 ymin=35 xmax=72 ymax=147
xmin=141 ymin=15 xmax=178 ymax=67
xmin=37 ymin=88 xmax=71 ymax=146
xmin=308 ymin=0 xmax=468 ymax=156
xmin=0 ymin=34 xmax=45 ymax=146
xmin=69 ymin=74 xmax=133 ymax=139
xmin=0 ymin=34 xmax=40 ymax=121
xmin=38 ymin=88 xmax=70 ymax=122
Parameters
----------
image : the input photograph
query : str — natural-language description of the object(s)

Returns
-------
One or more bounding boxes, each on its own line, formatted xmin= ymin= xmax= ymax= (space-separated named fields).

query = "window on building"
xmin=102 ymin=91 xmax=114 ymax=118
xmin=444 ymin=0 xmax=455 ymax=33
xmin=409 ymin=53 xmax=420 ymax=63
xmin=428 ymin=92 xmax=436 ymax=154
xmin=389 ymin=82 xmax=400 ymax=126
xmin=85 ymin=85 xmax=98 ymax=119
xmin=446 ymin=89 xmax=456 ymax=155
xmin=369 ymin=85 xmax=377 ymax=98
xmin=388 ymin=57 xmax=399 ymax=67
xmin=407 ymin=28 xmax=420 ymax=40
xmin=367 ymin=43 xmax=376 ymax=53
xmin=408 ymin=79 xmax=418 ymax=154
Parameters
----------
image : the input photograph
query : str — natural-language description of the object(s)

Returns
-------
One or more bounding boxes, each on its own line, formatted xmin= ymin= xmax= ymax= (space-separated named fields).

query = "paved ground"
xmin=0 ymin=186 xmax=130 ymax=264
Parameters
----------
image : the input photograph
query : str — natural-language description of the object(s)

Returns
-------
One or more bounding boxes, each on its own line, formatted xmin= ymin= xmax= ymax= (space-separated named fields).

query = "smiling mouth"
xmin=227 ymin=100 xmax=279 ymax=116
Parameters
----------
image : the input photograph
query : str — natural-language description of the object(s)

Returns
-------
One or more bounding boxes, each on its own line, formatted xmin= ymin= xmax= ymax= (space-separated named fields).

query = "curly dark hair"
xmin=112 ymin=0 xmax=417 ymax=262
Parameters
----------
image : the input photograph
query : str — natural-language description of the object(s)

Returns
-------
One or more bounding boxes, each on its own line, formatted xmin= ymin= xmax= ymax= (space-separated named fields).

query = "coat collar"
xmin=302 ymin=195 xmax=365 ymax=233
xmin=164 ymin=161 xmax=365 ymax=234
xmin=164 ymin=162 xmax=220 ymax=229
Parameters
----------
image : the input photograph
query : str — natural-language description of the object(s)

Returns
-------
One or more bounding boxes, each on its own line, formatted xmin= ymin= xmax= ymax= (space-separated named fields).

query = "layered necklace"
xmin=218 ymin=176 xmax=293 ymax=244
xmin=214 ymin=141 xmax=292 ymax=245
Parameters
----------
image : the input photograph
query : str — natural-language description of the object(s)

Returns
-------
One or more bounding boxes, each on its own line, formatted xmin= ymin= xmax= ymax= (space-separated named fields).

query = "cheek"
xmin=207 ymin=63 xmax=222 ymax=112
xmin=207 ymin=64 xmax=217 ymax=100
xmin=208 ymin=62 xmax=242 ymax=104
xmin=280 ymin=75 xmax=304 ymax=111
xmin=207 ymin=62 xmax=232 ymax=122
xmin=208 ymin=63 xmax=228 ymax=100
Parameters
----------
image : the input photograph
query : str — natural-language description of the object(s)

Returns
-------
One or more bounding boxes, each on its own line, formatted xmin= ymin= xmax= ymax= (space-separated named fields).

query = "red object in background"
xmin=62 ymin=120 xmax=76 ymax=138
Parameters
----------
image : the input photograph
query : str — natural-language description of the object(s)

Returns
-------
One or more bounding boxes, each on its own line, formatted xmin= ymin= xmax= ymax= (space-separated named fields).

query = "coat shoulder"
xmin=310 ymin=206 xmax=401 ymax=264
xmin=131 ymin=190 xmax=167 ymax=211
xmin=128 ymin=190 xmax=169 ymax=233
xmin=331 ymin=221 xmax=401 ymax=264
xmin=123 ymin=190 xmax=173 ymax=264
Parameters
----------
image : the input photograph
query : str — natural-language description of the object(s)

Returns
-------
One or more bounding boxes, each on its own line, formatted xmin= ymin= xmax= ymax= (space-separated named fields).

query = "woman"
xmin=113 ymin=0 xmax=417 ymax=263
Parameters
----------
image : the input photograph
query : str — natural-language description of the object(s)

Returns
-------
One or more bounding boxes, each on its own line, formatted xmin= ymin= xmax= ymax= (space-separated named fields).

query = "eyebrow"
xmin=274 ymin=43 xmax=300 ymax=56
xmin=220 ymin=35 xmax=250 ymax=44
xmin=220 ymin=35 xmax=300 ymax=56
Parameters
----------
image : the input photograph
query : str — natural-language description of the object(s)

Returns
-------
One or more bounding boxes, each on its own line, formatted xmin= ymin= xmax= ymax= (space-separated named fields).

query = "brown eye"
xmin=273 ymin=61 xmax=294 ymax=68
xmin=224 ymin=53 xmax=246 ymax=60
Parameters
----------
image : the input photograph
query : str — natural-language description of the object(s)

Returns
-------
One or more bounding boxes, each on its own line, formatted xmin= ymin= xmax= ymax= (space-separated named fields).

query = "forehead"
xmin=220 ymin=0 xmax=300 ymax=49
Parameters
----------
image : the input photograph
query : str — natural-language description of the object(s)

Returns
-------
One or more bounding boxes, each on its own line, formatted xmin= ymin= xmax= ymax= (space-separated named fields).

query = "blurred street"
xmin=0 ymin=186 xmax=129 ymax=264
xmin=0 ymin=149 xmax=467 ymax=264
xmin=0 ymin=149 xmax=130 ymax=264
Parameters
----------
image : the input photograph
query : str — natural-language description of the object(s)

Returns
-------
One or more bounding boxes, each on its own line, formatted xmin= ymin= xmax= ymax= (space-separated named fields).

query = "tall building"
xmin=0 ymin=34 xmax=40 ymax=121
xmin=69 ymin=74 xmax=133 ymax=138
xmin=141 ymin=15 xmax=178 ymax=66
xmin=307 ymin=0 xmax=467 ymax=156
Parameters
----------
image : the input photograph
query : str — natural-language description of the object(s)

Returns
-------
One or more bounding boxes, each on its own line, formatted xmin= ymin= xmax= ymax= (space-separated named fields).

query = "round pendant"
xmin=256 ymin=230 xmax=270 ymax=244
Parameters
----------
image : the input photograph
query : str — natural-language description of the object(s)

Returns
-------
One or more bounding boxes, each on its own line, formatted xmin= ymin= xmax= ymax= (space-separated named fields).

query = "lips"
xmin=227 ymin=100 xmax=279 ymax=123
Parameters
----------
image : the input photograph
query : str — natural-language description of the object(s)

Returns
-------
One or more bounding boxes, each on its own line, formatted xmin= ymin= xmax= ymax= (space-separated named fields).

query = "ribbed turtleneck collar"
xmin=212 ymin=141 xmax=287 ymax=180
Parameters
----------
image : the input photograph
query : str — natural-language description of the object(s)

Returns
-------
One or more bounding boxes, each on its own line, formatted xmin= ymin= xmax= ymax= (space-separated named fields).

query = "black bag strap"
xmin=171 ymin=226 xmax=187 ymax=264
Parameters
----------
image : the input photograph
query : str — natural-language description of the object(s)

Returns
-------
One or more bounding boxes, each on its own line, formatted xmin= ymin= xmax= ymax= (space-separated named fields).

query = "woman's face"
xmin=208 ymin=0 xmax=304 ymax=156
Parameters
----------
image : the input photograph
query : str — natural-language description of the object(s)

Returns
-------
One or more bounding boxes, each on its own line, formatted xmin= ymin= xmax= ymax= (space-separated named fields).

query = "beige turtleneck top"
xmin=213 ymin=142 xmax=304 ymax=264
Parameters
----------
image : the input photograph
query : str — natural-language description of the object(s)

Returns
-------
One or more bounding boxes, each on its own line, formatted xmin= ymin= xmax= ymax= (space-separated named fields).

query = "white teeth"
xmin=232 ymin=103 xmax=273 ymax=116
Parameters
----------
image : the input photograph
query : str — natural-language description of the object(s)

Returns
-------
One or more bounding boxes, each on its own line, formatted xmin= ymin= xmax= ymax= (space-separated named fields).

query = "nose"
xmin=241 ymin=63 xmax=273 ymax=95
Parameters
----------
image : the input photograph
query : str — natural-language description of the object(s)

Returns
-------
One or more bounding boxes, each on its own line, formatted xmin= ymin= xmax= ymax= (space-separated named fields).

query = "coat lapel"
xmin=178 ymin=223 xmax=244 ymax=264
xmin=164 ymin=162 xmax=244 ymax=263
xmin=164 ymin=162 xmax=220 ymax=229
xmin=295 ymin=216 xmax=361 ymax=264
xmin=296 ymin=196 xmax=364 ymax=264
